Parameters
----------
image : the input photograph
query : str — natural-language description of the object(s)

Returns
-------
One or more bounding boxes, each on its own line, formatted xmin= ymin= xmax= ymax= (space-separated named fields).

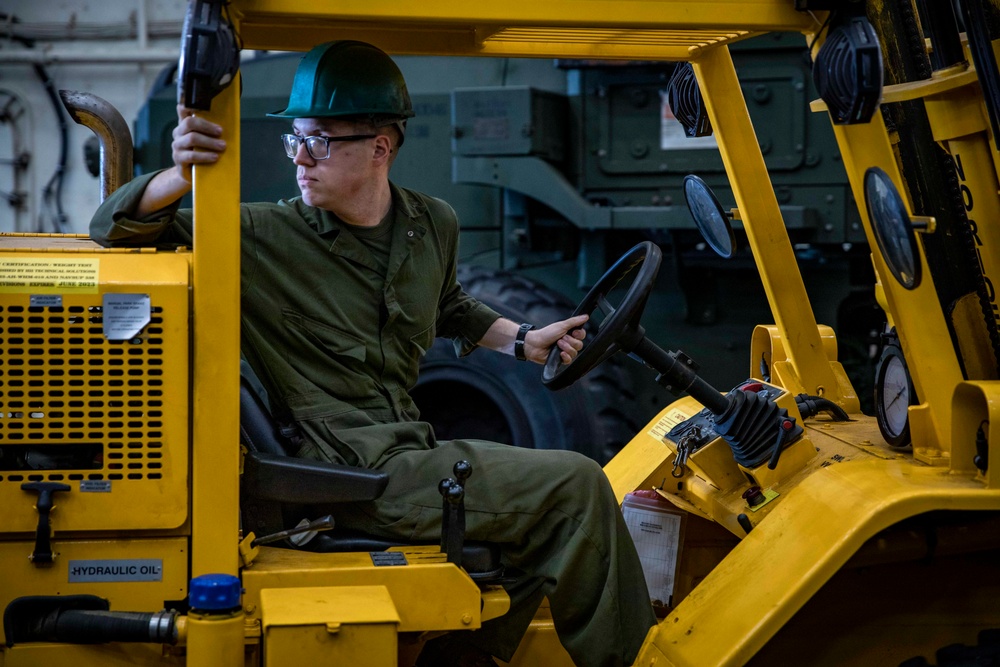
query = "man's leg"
xmin=333 ymin=440 xmax=657 ymax=667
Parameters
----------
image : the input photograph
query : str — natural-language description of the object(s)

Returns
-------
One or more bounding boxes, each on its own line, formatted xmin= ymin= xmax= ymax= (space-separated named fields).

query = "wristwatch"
xmin=514 ymin=323 xmax=535 ymax=361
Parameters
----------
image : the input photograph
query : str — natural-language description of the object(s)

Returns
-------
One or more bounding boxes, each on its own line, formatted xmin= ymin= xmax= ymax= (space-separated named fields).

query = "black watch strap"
xmin=514 ymin=323 xmax=534 ymax=361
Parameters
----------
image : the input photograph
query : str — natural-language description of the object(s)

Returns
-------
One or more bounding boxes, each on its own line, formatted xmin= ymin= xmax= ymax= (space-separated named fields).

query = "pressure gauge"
xmin=874 ymin=335 xmax=916 ymax=448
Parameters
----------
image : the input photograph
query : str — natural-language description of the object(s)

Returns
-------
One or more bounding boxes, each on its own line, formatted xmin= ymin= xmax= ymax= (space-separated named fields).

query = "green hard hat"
xmin=268 ymin=40 xmax=414 ymax=120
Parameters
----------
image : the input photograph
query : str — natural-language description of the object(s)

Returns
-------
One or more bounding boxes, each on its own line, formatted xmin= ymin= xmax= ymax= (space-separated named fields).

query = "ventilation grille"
xmin=0 ymin=302 xmax=168 ymax=484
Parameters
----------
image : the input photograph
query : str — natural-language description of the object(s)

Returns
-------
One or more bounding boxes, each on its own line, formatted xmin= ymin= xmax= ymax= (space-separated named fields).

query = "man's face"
xmin=290 ymin=117 xmax=377 ymax=209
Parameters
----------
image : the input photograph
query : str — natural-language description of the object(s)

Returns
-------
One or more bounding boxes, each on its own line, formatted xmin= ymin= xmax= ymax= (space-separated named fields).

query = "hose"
xmin=795 ymin=393 xmax=850 ymax=421
xmin=15 ymin=609 xmax=177 ymax=645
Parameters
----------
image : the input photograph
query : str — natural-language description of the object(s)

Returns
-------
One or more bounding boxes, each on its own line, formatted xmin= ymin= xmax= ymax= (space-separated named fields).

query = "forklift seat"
xmin=238 ymin=375 xmax=503 ymax=581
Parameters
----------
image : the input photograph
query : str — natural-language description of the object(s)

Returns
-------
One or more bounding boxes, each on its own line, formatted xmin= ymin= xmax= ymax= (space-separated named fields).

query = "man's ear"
xmin=372 ymin=133 xmax=393 ymax=164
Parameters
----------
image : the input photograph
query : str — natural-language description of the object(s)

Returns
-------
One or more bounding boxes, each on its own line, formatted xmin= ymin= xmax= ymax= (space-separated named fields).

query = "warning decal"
xmin=648 ymin=409 xmax=692 ymax=442
xmin=0 ymin=258 xmax=99 ymax=293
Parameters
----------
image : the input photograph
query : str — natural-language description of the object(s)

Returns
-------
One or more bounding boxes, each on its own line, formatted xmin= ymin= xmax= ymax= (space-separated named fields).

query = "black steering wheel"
xmin=542 ymin=241 xmax=662 ymax=391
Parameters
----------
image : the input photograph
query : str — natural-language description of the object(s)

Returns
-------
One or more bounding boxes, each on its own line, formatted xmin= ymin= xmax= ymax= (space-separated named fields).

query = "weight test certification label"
xmin=0 ymin=258 xmax=99 ymax=293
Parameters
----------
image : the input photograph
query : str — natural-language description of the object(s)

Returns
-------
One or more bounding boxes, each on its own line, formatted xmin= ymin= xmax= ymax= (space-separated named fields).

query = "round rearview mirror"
xmin=683 ymin=175 xmax=736 ymax=259
xmin=864 ymin=167 xmax=921 ymax=290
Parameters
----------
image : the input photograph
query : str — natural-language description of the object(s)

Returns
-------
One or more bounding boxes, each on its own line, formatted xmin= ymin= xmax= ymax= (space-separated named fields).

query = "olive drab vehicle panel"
xmin=2 ymin=1 xmax=1000 ymax=666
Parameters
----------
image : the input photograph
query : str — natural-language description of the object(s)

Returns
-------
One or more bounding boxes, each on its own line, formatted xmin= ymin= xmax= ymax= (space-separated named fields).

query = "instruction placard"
xmin=648 ymin=408 xmax=692 ymax=442
xmin=103 ymin=293 xmax=151 ymax=340
xmin=0 ymin=258 xmax=99 ymax=293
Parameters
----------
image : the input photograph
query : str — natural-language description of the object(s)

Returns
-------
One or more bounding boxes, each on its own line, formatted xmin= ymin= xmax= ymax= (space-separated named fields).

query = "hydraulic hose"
xmin=795 ymin=393 xmax=850 ymax=421
xmin=19 ymin=609 xmax=178 ymax=645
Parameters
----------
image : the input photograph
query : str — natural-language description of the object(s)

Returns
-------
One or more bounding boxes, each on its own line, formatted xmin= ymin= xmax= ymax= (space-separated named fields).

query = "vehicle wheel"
xmin=413 ymin=265 xmax=655 ymax=463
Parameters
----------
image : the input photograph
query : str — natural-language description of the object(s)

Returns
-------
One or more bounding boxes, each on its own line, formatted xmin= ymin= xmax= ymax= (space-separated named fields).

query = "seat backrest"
xmin=238 ymin=373 xmax=389 ymax=505
xmin=239 ymin=375 xmax=294 ymax=457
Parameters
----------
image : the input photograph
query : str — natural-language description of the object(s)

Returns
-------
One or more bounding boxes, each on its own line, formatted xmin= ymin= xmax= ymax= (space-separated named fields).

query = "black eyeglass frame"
xmin=281 ymin=133 xmax=378 ymax=160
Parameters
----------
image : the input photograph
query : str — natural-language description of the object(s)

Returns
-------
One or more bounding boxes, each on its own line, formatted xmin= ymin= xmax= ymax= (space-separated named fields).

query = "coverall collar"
xmin=310 ymin=181 xmax=428 ymax=280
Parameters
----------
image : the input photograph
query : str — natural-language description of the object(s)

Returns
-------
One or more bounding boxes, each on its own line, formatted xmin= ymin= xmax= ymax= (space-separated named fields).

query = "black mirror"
xmin=683 ymin=175 xmax=736 ymax=259
xmin=864 ymin=167 xmax=921 ymax=290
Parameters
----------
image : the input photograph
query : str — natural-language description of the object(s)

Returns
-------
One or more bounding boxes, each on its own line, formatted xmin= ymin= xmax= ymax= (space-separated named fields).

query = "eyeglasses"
xmin=281 ymin=133 xmax=377 ymax=160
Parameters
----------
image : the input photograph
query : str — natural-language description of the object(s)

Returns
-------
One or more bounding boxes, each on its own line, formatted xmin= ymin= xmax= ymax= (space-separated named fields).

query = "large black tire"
xmin=413 ymin=265 xmax=657 ymax=464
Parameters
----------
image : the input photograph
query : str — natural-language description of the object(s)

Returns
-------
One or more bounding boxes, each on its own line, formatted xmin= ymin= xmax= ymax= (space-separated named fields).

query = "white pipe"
xmin=136 ymin=1 xmax=148 ymax=51
xmin=0 ymin=50 xmax=178 ymax=64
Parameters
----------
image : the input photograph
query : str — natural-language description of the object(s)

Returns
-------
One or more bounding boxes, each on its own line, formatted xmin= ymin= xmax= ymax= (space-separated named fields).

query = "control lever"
xmin=21 ymin=482 xmax=71 ymax=565
xmin=251 ymin=515 xmax=334 ymax=547
xmin=439 ymin=460 xmax=472 ymax=566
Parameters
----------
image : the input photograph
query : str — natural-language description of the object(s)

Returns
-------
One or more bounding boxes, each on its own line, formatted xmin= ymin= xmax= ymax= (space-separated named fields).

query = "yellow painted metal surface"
xmin=691 ymin=46 xmax=845 ymax=404
xmin=260 ymin=586 xmax=399 ymax=667
xmin=605 ymin=397 xmax=703 ymax=503
xmin=920 ymin=71 xmax=1000 ymax=380
xmin=0 ymin=537 xmax=189 ymax=645
xmin=187 ymin=610 xmax=246 ymax=667
xmin=190 ymin=77 xmax=241 ymax=577
xmin=749 ymin=325 xmax=860 ymax=412
xmin=242 ymin=546 xmax=485 ymax=633
xmin=951 ymin=381 xmax=1000 ymax=488
xmin=636 ymin=455 xmax=1000 ymax=667
xmin=500 ymin=601 xmax=576 ymax=667
xmin=0 ymin=234 xmax=154 ymax=253
xmin=231 ymin=0 xmax=821 ymax=59
xmin=828 ymin=116 xmax=963 ymax=456
xmin=0 ymin=248 xmax=190 ymax=533
xmin=480 ymin=585 xmax=512 ymax=623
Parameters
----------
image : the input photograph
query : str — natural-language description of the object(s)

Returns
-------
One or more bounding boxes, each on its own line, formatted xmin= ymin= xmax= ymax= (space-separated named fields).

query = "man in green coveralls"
xmin=90 ymin=41 xmax=655 ymax=667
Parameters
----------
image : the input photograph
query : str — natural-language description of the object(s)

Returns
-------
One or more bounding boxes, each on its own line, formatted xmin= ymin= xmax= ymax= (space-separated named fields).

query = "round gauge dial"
xmin=874 ymin=338 xmax=916 ymax=448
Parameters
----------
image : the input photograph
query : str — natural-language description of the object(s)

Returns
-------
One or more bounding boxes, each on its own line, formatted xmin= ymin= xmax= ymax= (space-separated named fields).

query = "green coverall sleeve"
xmin=430 ymin=200 xmax=502 ymax=357
xmin=88 ymin=169 xmax=194 ymax=248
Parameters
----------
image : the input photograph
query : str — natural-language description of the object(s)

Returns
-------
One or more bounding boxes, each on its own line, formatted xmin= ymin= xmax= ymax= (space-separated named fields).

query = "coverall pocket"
xmin=282 ymin=309 xmax=367 ymax=362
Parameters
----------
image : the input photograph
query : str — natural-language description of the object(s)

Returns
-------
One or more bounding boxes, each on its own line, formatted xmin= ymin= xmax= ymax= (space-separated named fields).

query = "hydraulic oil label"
xmin=68 ymin=559 xmax=163 ymax=583
xmin=0 ymin=258 xmax=99 ymax=293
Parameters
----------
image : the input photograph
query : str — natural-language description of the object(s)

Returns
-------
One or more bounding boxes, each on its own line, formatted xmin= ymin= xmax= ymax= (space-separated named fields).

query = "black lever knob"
xmin=445 ymin=482 xmax=464 ymax=505
xmin=453 ymin=460 xmax=472 ymax=483
xmin=439 ymin=477 xmax=457 ymax=496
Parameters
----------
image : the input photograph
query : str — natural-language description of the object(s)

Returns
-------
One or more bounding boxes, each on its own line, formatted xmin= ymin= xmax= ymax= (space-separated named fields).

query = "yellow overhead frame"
xmin=230 ymin=0 xmax=820 ymax=59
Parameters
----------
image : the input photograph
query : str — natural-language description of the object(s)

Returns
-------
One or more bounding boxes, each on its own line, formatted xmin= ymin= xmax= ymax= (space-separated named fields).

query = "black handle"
xmin=21 ymin=482 xmax=71 ymax=565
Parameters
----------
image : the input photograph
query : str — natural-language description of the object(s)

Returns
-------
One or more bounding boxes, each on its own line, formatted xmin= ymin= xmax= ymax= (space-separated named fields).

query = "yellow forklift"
xmin=2 ymin=1 xmax=1000 ymax=665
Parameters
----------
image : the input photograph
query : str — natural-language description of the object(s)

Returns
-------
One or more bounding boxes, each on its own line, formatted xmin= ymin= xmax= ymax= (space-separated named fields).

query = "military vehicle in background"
xmin=133 ymin=33 xmax=877 ymax=462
